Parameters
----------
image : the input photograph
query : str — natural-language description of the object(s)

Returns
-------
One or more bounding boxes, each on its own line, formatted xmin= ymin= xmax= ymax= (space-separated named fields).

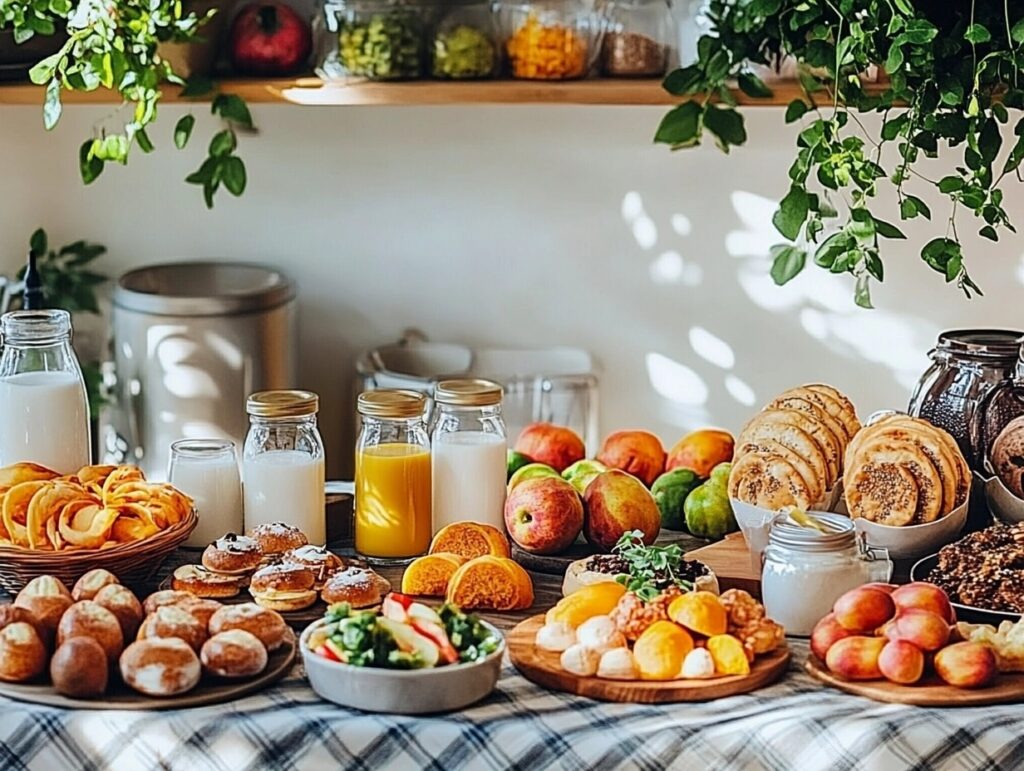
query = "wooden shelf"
xmin=0 ymin=76 xmax=823 ymax=107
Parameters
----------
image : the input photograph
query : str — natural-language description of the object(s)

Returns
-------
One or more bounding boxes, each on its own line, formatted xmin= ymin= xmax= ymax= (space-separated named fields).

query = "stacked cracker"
xmin=844 ymin=414 xmax=970 ymax=526
xmin=729 ymin=385 xmax=860 ymax=509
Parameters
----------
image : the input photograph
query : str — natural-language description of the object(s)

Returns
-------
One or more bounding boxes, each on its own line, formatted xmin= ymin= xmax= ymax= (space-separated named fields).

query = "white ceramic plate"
xmin=299 ymin=617 xmax=505 ymax=714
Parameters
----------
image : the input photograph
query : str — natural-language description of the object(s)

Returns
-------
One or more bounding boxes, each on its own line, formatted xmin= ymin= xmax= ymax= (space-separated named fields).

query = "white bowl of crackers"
xmin=843 ymin=413 xmax=972 ymax=560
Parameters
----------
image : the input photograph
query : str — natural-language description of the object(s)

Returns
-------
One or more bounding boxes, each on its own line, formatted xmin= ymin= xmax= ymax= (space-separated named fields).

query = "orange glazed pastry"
xmin=401 ymin=553 xmax=467 ymax=597
xmin=429 ymin=522 xmax=511 ymax=560
xmin=446 ymin=556 xmax=533 ymax=611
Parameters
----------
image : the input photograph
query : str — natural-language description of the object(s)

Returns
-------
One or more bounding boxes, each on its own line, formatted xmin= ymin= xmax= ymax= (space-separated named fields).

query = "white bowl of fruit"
xmin=300 ymin=593 xmax=505 ymax=714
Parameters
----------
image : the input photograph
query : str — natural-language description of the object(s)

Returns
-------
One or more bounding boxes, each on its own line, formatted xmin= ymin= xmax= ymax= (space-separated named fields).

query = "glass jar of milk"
xmin=761 ymin=512 xmax=892 ymax=636
xmin=243 ymin=391 xmax=326 ymax=544
xmin=0 ymin=310 xmax=91 ymax=474
xmin=431 ymin=379 xmax=507 ymax=532
xmin=169 ymin=439 xmax=243 ymax=547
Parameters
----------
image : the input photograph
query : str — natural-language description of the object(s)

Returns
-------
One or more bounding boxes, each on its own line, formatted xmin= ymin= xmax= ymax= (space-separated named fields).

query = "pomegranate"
xmin=229 ymin=2 xmax=312 ymax=76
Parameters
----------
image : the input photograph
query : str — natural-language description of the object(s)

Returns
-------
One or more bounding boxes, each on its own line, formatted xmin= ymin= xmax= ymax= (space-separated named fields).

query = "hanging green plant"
xmin=657 ymin=0 xmax=1024 ymax=307
xmin=0 ymin=0 xmax=249 ymax=207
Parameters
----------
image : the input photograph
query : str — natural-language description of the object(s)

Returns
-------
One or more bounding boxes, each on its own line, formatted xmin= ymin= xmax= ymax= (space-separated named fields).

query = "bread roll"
xmin=208 ymin=603 xmax=287 ymax=651
xmin=71 ymin=569 xmax=120 ymax=602
xmin=93 ymin=584 xmax=145 ymax=641
xmin=120 ymin=638 xmax=201 ymax=697
xmin=57 ymin=601 xmax=124 ymax=665
xmin=201 ymin=630 xmax=268 ymax=678
xmin=51 ymin=637 xmax=108 ymax=697
xmin=0 ymin=622 xmax=47 ymax=682
xmin=138 ymin=606 xmax=207 ymax=652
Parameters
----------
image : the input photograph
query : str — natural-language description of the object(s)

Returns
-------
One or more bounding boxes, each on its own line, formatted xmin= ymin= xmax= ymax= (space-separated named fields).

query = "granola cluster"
xmin=927 ymin=523 xmax=1024 ymax=613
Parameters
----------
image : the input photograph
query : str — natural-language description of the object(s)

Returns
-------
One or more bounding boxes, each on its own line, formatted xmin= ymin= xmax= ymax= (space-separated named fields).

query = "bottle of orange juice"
xmin=354 ymin=390 xmax=432 ymax=563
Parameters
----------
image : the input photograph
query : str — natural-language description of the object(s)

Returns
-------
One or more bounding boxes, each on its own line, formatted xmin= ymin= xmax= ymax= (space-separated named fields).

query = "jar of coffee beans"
xmin=601 ymin=0 xmax=674 ymax=77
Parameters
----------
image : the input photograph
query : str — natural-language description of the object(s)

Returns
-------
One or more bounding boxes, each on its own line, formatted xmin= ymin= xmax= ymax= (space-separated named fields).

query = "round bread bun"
xmin=93 ymin=584 xmax=145 ymax=641
xmin=120 ymin=638 xmax=201 ymax=697
xmin=171 ymin=564 xmax=241 ymax=599
xmin=201 ymin=630 xmax=268 ymax=678
xmin=71 ymin=569 xmax=120 ymax=602
xmin=138 ymin=605 xmax=207 ymax=652
xmin=12 ymin=593 xmax=71 ymax=649
xmin=17 ymin=575 xmax=71 ymax=601
xmin=209 ymin=603 xmax=287 ymax=651
xmin=0 ymin=622 xmax=47 ymax=682
xmin=143 ymin=590 xmax=197 ymax=616
xmin=51 ymin=636 xmax=108 ymax=698
xmin=320 ymin=567 xmax=391 ymax=609
xmin=0 ymin=603 xmax=45 ymax=639
xmin=57 ymin=601 xmax=124 ymax=665
xmin=202 ymin=533 xmax=262 ymax=575
xmin=177 ymin=598 xmax=223 ymax=630
xmin=249 ymin=563 xmax=317 ymax=611
xmin=283 ymin=545 xmax=344 ymax=589
xmin=247 ymin=522 xmax=308 ymax=555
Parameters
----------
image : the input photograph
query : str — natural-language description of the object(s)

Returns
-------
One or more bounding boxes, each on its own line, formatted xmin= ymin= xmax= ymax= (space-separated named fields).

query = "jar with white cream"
xmin=761 ymin=512 xmax=891 ymax=636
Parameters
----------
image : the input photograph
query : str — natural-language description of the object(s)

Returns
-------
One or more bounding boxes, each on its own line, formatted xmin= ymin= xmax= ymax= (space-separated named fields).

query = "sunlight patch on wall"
xmin=632 ymin=217 xmax=658 ymax=250
xmin=689 ymin=326 xmax=735 ymax=369
xmin=621 ymin=191 xmax=643 ymax=220
xmin=672 ymin=214 xmax=693 ymax=236
xmin=650 ymin=250 xmax=684 ymax=283
xmin=1017 ymin=255 xmax=1024 ymax=285
xmin=725 ymin=374 xmax=756 ymax=407
xmin=646 ymin=352 xmax=709 ymax=406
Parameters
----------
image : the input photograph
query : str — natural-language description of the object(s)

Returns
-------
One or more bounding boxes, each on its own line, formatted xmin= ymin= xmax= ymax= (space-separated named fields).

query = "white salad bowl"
xmin=299 ymin=617 xmax=506 ymax=714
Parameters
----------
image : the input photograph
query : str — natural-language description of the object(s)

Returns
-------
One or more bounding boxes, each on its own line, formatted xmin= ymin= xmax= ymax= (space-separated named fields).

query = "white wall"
xmin=2 ymin=102 xmax=1022 ymax=475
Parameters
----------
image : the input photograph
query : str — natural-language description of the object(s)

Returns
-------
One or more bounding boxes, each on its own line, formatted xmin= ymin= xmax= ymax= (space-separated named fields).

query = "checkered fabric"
xmin=3 ymin=639 xmax=1024 ymax=771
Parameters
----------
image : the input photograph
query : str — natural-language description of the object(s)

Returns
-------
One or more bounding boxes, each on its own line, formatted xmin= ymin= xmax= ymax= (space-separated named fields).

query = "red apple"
xmin=514 ymin=423 xmax=586 ymax=473
xmin=504 ymin=477 xmax=583 ymax=555
xmin=810 ymin=613 xmax=857 ymax=661
xmin=230 ymin=2 xmax=312 ymax=76
xmin=583 ymin=470 xmax=661 ymax=551
xmin=891 ymin=582 xmax=955 ymax=623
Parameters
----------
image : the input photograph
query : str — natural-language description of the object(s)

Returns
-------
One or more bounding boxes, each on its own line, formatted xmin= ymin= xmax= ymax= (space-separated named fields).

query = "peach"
xmin=878 ymin=639 xmax=925 ymax=685
xmin=666 ymin=429 xmax=735 ymax=478
xmin=883 ymin=609 xmax=950 ymax=652
xmin=504 ymin=477 xmax=584 ymax=555
xmin=832 ymin=587 xmax=896 ymax=633
xmin=514 ymin=423 xmax=586 ymax=473
xmin=810 ymin=613 xmax=857 ymax=661
xmin=583 ymin=470 xmax=661 ymax=551
xmin=891 ymin=582 xmax=955 ymax=623
xmin=862 ymin=582 xmax=898 ymax=595
xmin=934 ymin=642 xmax=997 ymax=689
xmin=824 ymin=636 xmax=886 ymax=681
xmin=596 ymin=431 xmax=666 ymax=487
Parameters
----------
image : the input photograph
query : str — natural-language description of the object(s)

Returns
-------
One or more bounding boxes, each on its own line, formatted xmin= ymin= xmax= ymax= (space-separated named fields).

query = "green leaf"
xmin=174 ymin=115 xmax=195 ymax=150
xmin=769 ymin=245 xmax=806 ymax=286
xmin=865 ymin=251 xmax=884 ymax=281
xmin=29 ymin=49 xmax=64 ymax=86
xmin=43 ymin=79 xmax=61 ymax=131
xmin=212 ymin=94 xmax=253 ymax=129
xmin=938 ymin=176 xmax=964 ymax=193
xmin=654 ymin=102 xmax=702 ymax=146
xmin=773 ymin=186 xmax=809 ymax=240
xmin=881 ymin=114 xmax=909 ymax=141
xmin=854 ymin=274 xmax=873 ymax=309
xmin=702 ymin=105 xmax=746 ymax=151
xmin=873 ymin=217 xmax=906 ymax=239
xmin=980 ymin=225 xmax=999 ymax=241
xmin=222 ymin=157 xmax=247 ymax=196
xmin=29 ymin=229 xmax=47 ymax=258
xmin=784 ymin=99 xmax=808 ymax=124
xmin=79 ymin=140 xmax=103 ymax=185
xmin=945 ymin=255 xmax=962 ymax=282
xmin=703 ymin=50 xmax=731 ymax=83
xmin=136 ymin=128 xmax=154 ymax=154
xmin=181 ymin=76 xmax=215 ymax=98
xmin=737 ymin=72 xmax=773 ymax=99
xmin=1013 ymin=19 xmax=1024 ymax=44
xmin=965 ymin=24 xmax=991 ymax=44
xmin=662 ymin=66 xmax=702 ymax=96
xmin=979 ymin=118 xmax=1002 ymax=164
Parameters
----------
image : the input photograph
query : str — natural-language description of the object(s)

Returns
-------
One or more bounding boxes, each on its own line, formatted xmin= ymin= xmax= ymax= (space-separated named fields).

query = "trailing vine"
xmin=657 ymin=0 xmax=1024 ymax=306
xmin=0 ymin=0 xmax=249 ymax=207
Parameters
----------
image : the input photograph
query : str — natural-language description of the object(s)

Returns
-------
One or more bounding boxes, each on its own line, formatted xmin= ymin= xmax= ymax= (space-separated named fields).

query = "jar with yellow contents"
xmin=496 ymin=0 xmax=608 ymax=80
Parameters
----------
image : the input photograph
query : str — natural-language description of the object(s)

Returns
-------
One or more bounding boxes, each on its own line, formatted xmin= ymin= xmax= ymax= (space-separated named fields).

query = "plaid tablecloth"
xmin=2 ymin=639 xmax=1024 ymax=771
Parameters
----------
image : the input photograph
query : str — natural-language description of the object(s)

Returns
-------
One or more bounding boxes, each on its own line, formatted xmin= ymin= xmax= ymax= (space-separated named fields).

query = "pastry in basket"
xmin=209 ymin=603 xmax=288 ymax=652
xmin=731 ymin=384 xmax=859 ymax=509
xmin=283 ymin=544 xmax=344 ymax=590
xmin=844 ymin=415 xmax=969 ymax=526
xmin=201 ymin=533 xmax=262 ymax=575
xmin=249 ymin=563 xmax=318 ymax=611
xmin=171 ymin=565 xmax=242 ymax=599
xmin=120 ymin=638 xmax=201 ymax=697
xmin=247 ymin=522 xmax=309 ymax=557
xmin=321 ymin=567 xmax=392 ymax=609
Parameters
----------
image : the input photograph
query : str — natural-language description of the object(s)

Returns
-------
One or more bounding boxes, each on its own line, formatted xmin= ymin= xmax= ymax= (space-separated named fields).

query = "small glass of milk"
xmin=168 ymin=439 xmax=243 ymax=547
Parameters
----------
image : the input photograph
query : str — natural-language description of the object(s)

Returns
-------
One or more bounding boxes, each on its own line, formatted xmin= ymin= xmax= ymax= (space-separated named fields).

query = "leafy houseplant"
xmin=0 ymin=0 xmax=250 ymax=207
xmin=656 ymin=1 xmax=1024 ymax=307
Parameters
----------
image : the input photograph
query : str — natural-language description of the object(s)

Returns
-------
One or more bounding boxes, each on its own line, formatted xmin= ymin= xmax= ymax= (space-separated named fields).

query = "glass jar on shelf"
xmin=601 ymin=0 xmax=674 ymax=77
xmin=496 ymin=0 xmax=608 ymax=81
xmin=317 ymin=0 xmax=427 ymax=81
xmin=431 ymin=1 xmax=498 ymax=79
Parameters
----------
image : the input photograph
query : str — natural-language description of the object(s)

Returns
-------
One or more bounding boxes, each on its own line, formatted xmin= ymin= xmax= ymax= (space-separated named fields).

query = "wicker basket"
xmin=0 ymin=509 xmax=197 ymax=595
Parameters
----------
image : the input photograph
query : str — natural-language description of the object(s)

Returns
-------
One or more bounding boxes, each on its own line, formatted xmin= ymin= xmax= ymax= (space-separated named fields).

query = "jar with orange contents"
xmin=496 ymin=0 xmax=608 ymax=80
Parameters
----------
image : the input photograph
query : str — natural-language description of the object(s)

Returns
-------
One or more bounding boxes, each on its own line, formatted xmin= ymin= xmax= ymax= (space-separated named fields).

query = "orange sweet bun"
xmin=445 ymin=556 xmax=533 ymax=611
xmin=400 ymin=553 xmax=467 ymax=597
xmin=429 ymin=522 xmax=511 ymax=560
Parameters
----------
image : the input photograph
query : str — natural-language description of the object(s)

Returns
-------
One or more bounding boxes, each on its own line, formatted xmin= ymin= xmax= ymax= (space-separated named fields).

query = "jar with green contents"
xmin=431 ymin=1 xmax=498 ymax=80
xmin=318 ymin=0 xmax=426 ymax=80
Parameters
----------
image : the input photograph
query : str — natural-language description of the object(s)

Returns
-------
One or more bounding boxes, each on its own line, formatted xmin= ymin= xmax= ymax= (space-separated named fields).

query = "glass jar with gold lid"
xmin=242 ymin=390 xmax=327 ymax=543
xmin=431 ymin=379 xmax=507 ymax=533
xmin=355 ymin=389 xmax=432 ymax=562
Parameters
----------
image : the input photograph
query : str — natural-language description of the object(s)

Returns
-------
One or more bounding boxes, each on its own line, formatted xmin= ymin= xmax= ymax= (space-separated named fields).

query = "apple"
xmin=504 ymin=477 xmax=584 ymax=554
xmin=230 ymin=2 xmax=312 ymax=76
xmin=584 ymin=470 xmax=661 ymax=551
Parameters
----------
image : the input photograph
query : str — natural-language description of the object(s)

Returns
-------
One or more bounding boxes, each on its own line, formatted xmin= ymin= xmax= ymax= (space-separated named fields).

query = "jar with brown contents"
xmin=600 ymin=0 xmax=673 ymax=77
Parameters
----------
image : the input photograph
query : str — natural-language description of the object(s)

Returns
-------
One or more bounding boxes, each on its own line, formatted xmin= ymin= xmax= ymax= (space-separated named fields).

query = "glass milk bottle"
xmin=169 ymin=439 xmax=244 ymax=547
xmin=355 ymin=390 xmax=432 ymax=563
xmin=431 ymin=379 xmax=507 ymax=532
xmin=243 ymin=391 xmax=326 ymax=544
xmin=0 ymin=310 xmax=91 ymax=474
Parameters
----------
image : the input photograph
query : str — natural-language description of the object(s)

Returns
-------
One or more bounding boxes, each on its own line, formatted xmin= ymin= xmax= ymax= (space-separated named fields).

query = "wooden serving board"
xmin=684 ymin=532 xmax=761 ymax=597
xmin=0 ymin=629 xmax=296 ymax=710
xmin=508 ymin=615 xmax=790 ymax=703
xmin=805 ymin=655 xmax=1024 ymax=707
